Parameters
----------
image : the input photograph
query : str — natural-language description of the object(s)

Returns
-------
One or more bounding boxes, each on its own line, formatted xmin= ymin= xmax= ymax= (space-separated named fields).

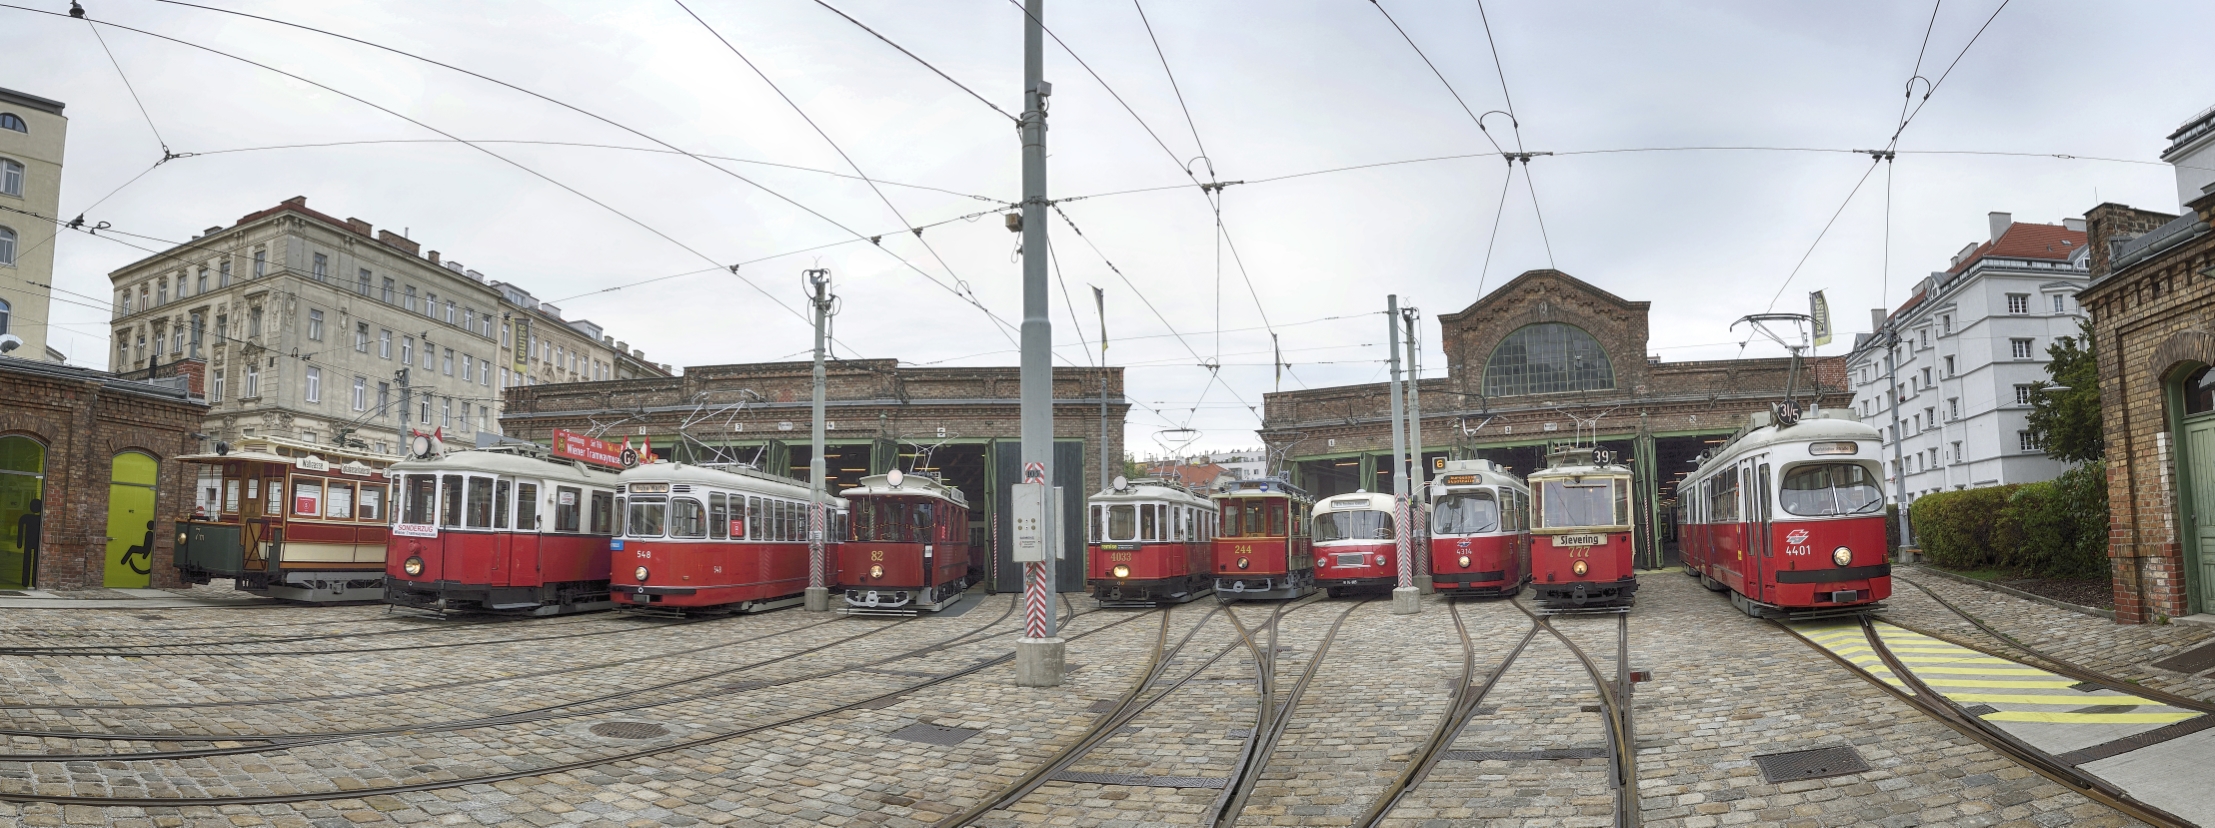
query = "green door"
xmin=0 ymin=436 xmax=45 ymax=589
xmin=105 ymin=452 xmax=159 ymax=588
xmin=2187 ymin=414 xmax=2215 ymax=615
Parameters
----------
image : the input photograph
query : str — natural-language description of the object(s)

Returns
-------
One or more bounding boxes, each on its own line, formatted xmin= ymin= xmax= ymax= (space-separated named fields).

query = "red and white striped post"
xmin=1021 ymin=463 xmax=1051 ymax=640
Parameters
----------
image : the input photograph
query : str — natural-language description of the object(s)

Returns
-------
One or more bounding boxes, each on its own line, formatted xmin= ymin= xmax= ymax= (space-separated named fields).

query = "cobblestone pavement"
xmin=0 ymin=574 xmax=2189 ymax=827
xmin=1887 ymin=569 xmax=2215 ymax=704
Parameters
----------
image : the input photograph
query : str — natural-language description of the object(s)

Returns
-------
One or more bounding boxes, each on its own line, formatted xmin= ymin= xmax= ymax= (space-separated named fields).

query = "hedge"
xmin=1908 ymin=461 xmax=2108 ymax=578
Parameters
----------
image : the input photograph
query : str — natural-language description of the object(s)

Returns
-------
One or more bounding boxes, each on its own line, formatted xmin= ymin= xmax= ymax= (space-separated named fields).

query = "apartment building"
xmin=0 ymin=86 xmax=68 ymax=363
xmin=1845 ymin=212 xmax=2092 ymax=507
xmin=107 ymin=196 xmax=666 ymax=454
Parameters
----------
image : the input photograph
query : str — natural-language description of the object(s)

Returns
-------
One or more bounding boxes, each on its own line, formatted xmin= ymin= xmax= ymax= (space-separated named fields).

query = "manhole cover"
xmin=2069 ymin=681 xmax=2106 ymax=693
xmin=1751 ymin=746 xmax=1870 ymax=783
xmin=888 ymin=723 xmax=980 ymax=746
xmin=1087 ymin=699 xmax=1120 ymax=713
xmin=1961 ymin=704 xmax=2000 ymax=717
xmin=589 ymin=722 xmax=670 ymax=740
xmin=2151 ymin=640 xmax=2215 ymax=674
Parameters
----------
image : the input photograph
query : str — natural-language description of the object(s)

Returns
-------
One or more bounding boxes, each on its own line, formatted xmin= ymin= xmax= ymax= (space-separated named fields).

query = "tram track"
xmin=0 ymin=596 xmax=1132 ymax=807
xmin=1778 ymin=616 xmax=2195 ymax=828
xmin=1356 ymin=602 xmax=1539 ymax=826
xmin=0 ymin=611 xmax=709 ymax=658
xmin=0 ymin=611 xmax=595 ymax=653
xmin=1212 ymin=597 xmax=1364 ymax=826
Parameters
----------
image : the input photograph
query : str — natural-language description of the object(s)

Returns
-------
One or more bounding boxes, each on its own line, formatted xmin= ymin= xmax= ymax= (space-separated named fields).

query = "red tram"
xmin=1087 ymin=475 xmax=1217 ymax=606
xmin=384 ymin=446 xmax=621 ymax=615
xmin=838 ymin=470 xmax=971 ymax=613
xmin=1426 ymin=459 xmax=1532 ymax=598
xmin=175 ymin=437 xmax=397 ymax=602
xmin=1528 ymin=446 xmax=1637 ymax=609
xmin=612 ymin=462 xmax=844 ymax=615
xmin=1312 ymin=491 xmax=1404 ymax=598
xmin=1212 ymin=478 xmax=1315 ymax=601
xmin=1679 ymin=409 xmax=1890 ymax=617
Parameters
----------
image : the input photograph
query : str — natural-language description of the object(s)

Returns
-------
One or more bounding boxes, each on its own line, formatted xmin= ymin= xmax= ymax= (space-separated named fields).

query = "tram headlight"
xmin=1236 ymin=557 xmax=1250 ymax=570
xmin=1113 ymin=565 xmax=1131 ymax=579
xmin=633 ymin=565 xmax=650 ymax=582
xmin=1458 ymin=554 xmax=1472 ymax=569
xmin=869 ymin=564 xmax=885 ymax=579
xmin=403 ymin=556 xmax=423 ymax=576
xmin=1572 ymin=560 xmax=1589 ymax=576
xmin=1833 ymin=546 xmax=1854 ymax=567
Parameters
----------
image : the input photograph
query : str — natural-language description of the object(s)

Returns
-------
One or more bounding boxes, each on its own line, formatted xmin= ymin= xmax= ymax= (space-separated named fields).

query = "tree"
xmin=2027 ymin=319 xmax=2103 ymax=463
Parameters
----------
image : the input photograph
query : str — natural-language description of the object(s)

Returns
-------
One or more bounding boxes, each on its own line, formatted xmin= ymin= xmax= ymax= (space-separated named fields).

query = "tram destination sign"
xmin=551 ymin=429 xmax=625 ymax=468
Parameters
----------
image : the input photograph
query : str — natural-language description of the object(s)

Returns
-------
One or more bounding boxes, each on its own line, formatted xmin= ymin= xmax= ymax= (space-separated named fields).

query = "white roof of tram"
xmin=1693 ymin=410 xmax=1882 ymax=477
xmin=620 ymin=460 xmax=824 ymax=500
xmin=839 ymin=470 xmax=967 ymax=506
xmin=1314 ymin=491 xmax=1394 ymax=514
xmin=1428 ymin=458 xmax=1528 ymax=494
xmin=393 ymin=447 xmax=620 ymax=487
xmin=1090 ymin=476 xmax=1215 ymax=508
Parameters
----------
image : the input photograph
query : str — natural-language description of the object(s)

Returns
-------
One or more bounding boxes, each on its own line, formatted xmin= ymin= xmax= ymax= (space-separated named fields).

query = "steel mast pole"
xmin=1096 ymin=287 xmax=1109 ymax=495
xmin=805 ymin=269 xmax=833 ymax=613
xmin=1404 ymin=305 xmax=1430 ymax=595
xmin=1884 ymin=327 xmax=1912 ymax=551
xmin=1387 ymin=296 xmax=1419 ymax=614
xmin=1014 ymin=0 xmax=1063 ymax=686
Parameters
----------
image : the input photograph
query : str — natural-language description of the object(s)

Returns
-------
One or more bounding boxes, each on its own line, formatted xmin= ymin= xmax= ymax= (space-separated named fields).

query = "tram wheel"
xmin=1325 ymin=587 xmax=1344 ymax=599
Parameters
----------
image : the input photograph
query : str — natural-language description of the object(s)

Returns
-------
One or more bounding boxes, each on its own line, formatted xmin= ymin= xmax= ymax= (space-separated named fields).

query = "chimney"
xmin=281 ymin=195 xmax=307 ymax=207
xmin=376 ymin=230 xmax=420 ymax=256
xmin=1988 ymin=211 xmax=2012 ymax=242
xmin=2063 ymin=217 xmax=2086 ymax=233
xmin=426 ymin=250 xmax=440 ymax=265
xmin=203 ymin=226 xmax=222 ymax=236
xmin=1870 ymin=308 xmax=1888 ymax=333
xmin=345 ymin=218 xmax=372 ymax=236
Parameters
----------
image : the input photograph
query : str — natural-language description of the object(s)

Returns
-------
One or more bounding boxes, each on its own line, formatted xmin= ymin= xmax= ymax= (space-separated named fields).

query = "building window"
xmin=252 ymin=249 xmax=266 ymax=278
xmin=441 ymin=397 xmax=452 ymax=428
xmin=352 ymin=376 xmax=367 ymax=411
xmin=444 ymin=300 xmax=455 ymax=324
xmin=420 ymin=393 xmax=431 ymax=423
xmin=425 ymin=291 xmax=437 ymax=318
xmin=218 ymin=260 xmax=231 ymax=287
xmin=2019 ymin=430 xmax=2038 ymax=452
xmin=1947 ymin=398 xmax=1959 ymax=419
xmin=479 ymin=405 xmax=489 ymax=432
xmin=1913 ymin=414 xmax=1921 ymax=432
xmin=377 ymin=382 xmax=390 ymax=418
xmin=244 ymin=364 xmax=260 ymax=397
xmin=463 ymin=307 xmax=475 ymax=331
xmin=357 ymin=269 xmax=372 ymax=296
xmin=249 ymin=307 xmax=263 ymax=338
xmin=1919 ymin=328 xmax=1930 ymax=348
xmin=1951 ymin=441 xmax=1961 ymax=462
xmin=500 ymin=367 xmax=509 ymax=387
xmin=401 ymin=336 xmax=413 ymax=365
xmin=1481 ymin=323 xmax=1615 ymax=396
xmin=307 ymin=309 xmax=324 ymax=341
xmin=157 ymin=277 xmax=168 ymax=305
xmin=211 ymin=369 xmax=224 ymax=403
xmin=120 ymin=290 xmax=131 ymax=314
xmin=215 ymin=314 xmax=227 ymax=340
xmin=382 ymin=277 xmax=395 ymax=304
xmin=189 ymin=313 xmax=204 ymax=357
xmin=354 ymin=322 xmax=369 ymax=352
xmin=0 ymin=113 xmax=24 ymax=132
xmin=501 ymin=322 xmax=511 ymax=348
xmin=482 ymin=363 xmax=491 ymax=386
xmin=2182 ymin=366 xmax=2215 ymax=415
xmin=312 ymin=253 xmax=328 ymax=282
xmin=2011 ymin=338 xmax=2034 ymax=359
xmin=1924 ymin=407 xmax=1936 ymax=429
xmin=379 ymin=329 xmax=391 ymax=358
xmin=461 ymin=354 xmax=472 ymax=382
xmin=405 ymin=286 xmax=417 ymax=312
xmin=171 ymin=323 xmax=184 ymax=354
xmin=442 ymin=348 xmax=454 ymax=376
xmin=1940 ymin=314 xmax=1952 ymax=334
xmin=197 ymin=268 xmax=208 ymax=294
xmin=2006 ymin=293 xmax=2029 ymax=314
xmin=1920 ymin=367 xmax=1931 ymax=387
xmin=1943 ymin=355 xmax=1955 ymax=377
xmin=0 ymin=158 xmax=21 ymax=196
xmin=305 ymin=367 xmax=321 ymax=403
xmin=2014 ymin=384 xmax=2033 ymax=405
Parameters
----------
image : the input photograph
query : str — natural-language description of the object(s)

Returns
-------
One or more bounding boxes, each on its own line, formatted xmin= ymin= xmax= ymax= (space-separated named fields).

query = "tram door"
xmin=510 ymin=481 xmax=542 ymax=582
xmin=1742 ymin=458 xmax=1769 ymax=603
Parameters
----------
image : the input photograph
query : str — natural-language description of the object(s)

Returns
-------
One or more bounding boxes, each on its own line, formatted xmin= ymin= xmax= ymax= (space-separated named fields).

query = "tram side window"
xmin=440 ymin=474 xmax=464 ymax=527
xmin=627 ymin=497 xmax=665 ymax=537
xmin=516 ymin=482 xmax=539 ymax=530
xmin=915 ymin=501 xmax=935 ymax=542
xmin=493 ymin=480 xmax=511 ymax=529
xmin=404 ymin=475 xmax=437 ymax=524
xmin=266 ymin=475 xmax=284 ymax=516
xmin=294 ymin=479 xmax=323 ymax=517
xmin=555 ymin=486 xmax=582 ymax=532
xmin=612 ymin=496 xmax=625 ymax=536
xmin=326 ymin=482 xmax=354 ymax=521
xmin=359 ymin=484 xmax=382 ymax=522
xmin=747 ymin=496 xmax=762 ymax=541
xmin=1266 ymin=500 xmax=1286 ymax=537
xmin=670 ymin=497 xmax=705 ymax=538
xmin=1218 ymin=501 xmax=1238 ymax=537
xmin=1779 ymin=463 xmax=1883 ymax=516
xmin=709 ymin=493 xmax=728 ymax=540
xmin=465 ymin=477 xmax=494 ymax=529
xmin=1709 ymin=468 xmax=1739 ymax=523
xmin=1617 ymin=480 xmax=1632 ymax=528
xmin=591 ymin=491 xmax=614 ymax=535
xmin=1089 ymin=506 xmax=1102 ymax=543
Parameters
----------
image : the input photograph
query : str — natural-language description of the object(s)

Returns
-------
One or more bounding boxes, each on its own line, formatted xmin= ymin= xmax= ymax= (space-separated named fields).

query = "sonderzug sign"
xmin=550 ymin=428 xmax=625 ymax=469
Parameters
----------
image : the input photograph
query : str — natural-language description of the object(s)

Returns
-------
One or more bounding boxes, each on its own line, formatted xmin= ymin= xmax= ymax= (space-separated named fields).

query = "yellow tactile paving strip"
xmin=1796 ymin=622 xmax=2202 ymax=729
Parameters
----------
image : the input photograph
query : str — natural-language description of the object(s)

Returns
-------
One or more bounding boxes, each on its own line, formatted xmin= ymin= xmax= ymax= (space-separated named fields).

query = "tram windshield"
xmin=1431 ymin=491 xmax=1499 ymax=535
xmin=853 ymin=498 xmax=945 ymax=543
xmin=402 ymin=475 xmax=437 ymax=525
xmin=1315 ymin=509 xmax=1394 ymax=542
xmin=1537 ymin=479 xmax=1622 ymax=529
xmin=1218 ymin=498 xmax=1288 ymax=538
xmin=1107 ymin=504 xmax=1138 ymax=541
xmin=626 ymin=499 xmax=667 ymax=537
xmin=1779 ymin=463 xmax=1883 ymax=517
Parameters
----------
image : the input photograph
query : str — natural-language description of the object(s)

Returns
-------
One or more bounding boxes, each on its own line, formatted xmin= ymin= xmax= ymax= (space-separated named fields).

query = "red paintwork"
xmin=1089 ymin=541 xmax=1209 ymax=582
xmin=1533 ymin=532 xmax=1635 ymax=586
xmin=836 ymin=540 xmax=970 ymax=592
xmin=386 ymin=530 xmax=611 ymax=588
xmin=1213 ymin=536 xmax=1310 ymax=576
xmin=1314 ymin=540 xmax=1399 ymax=585
xmin=1428 ymin=532 xmax=1528 ymax=593
xmin=1682 ymin=516 xmax=1890 ymax=608
xmin=616 ymin=539 xmax=815 ymax=608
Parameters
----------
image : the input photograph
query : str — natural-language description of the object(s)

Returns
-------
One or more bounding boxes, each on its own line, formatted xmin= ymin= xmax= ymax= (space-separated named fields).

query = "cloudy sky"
xmin=6 ymin=0 xmax=2208 ymax=455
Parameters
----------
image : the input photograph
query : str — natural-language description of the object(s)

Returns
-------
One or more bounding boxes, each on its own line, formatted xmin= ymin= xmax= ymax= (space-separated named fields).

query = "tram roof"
xmin=393 ymin=448 xmax=621 ymax=486
xmin=1693 ymin=410 xmax=1881 ymax=476
xmin=1090 ymin=478 xmax=1215 ymax=507
xmin=839 ymin=471 xmax=967 ymax=506
xmin=620 ymin=460 xmax=818 ymax=499
xmin=1429 ymin=458 xmax=1528 ymax=493
xmin=1314 ymin=491 xmax=1394 ymax=513
xmin=179 ymin=436 xmax=399 ymax=473
xmin=1211 ymin=477 xmax=1309 ymax=500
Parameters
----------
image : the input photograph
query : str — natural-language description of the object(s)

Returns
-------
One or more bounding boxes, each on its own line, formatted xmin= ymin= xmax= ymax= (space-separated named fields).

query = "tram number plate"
xmin=1555 ymin=534 xmax=1603 ymax=547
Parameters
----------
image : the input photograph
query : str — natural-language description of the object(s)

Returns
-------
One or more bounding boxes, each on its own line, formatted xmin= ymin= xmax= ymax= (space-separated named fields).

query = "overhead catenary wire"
xmin=802 ymin=0 xmax=1017 ymax=122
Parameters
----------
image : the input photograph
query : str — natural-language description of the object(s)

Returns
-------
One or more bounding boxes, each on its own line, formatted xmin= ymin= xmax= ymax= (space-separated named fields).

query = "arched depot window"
xmin=1481 ymin=323 xmax=1615 ymax=396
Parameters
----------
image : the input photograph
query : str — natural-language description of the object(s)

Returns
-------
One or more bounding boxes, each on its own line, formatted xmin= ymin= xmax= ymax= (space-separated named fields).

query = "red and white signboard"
xmin=551 ymin=429 xmax=626 ymax=468
xmin=393 ymin=523 xmax=439 ymax=539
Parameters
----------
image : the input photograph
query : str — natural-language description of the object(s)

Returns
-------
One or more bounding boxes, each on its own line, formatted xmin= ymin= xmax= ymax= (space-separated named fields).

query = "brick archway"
xmin=2152 ymin=328 xmax=2215 ymax=383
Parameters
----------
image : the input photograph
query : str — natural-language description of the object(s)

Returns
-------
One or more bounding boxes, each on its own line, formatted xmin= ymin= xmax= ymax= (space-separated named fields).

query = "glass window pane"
xmin=1539 ymin=481 xmax=1614 ymax=528
xmin=1481 ymin=323 xmax=1616 ymax=397
xmin=709 ymin=492 xmax=728 ymax=539
xmin=294 ymin=479 xmax=323 ymax=517
xmin=516 ymin=483 xmax=539 ymax=530
xmin=439 ymin=475 xmax=463 ymax=527
xmin=493 ymin=480 xmax=510 ymax=529
xmin=671 ymin=498 xmax=706 ymax=538
xmin=1316 ymin=509 xmax=1394 ymax=541
xmin=466 ymin=477 xmax=494 ymax=528
xmin=627 ymin=499 xmax=666 ymax=536
xmin=1108 ymin=504 xmax=1136 ymax=541
xmin=1779 ymin=463 xmax=1884 ymax=516
xmin=1432 ymin=491 xmax=1499 ymax=534
xmin=326 ymin=483 xmax=354 ymax=520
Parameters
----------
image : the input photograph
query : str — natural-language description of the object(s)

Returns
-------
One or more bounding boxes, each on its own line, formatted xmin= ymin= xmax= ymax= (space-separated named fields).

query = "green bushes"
xmin=1908 ymin=462 xmax=2109 ymax=578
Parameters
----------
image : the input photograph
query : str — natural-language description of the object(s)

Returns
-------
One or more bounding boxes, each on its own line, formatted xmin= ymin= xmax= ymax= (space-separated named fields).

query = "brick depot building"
xmin=1258 ymin=270 xmax=1851 ymax=567
xmin=497 ymin=359 xmax=1126 ymax=593
xmin=0 ymin=356 xmax=207 ymax=591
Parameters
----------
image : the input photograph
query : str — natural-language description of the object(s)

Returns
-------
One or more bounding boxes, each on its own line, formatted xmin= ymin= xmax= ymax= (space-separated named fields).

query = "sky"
xmin=4 ymin=0 xmax=2209 ymax=457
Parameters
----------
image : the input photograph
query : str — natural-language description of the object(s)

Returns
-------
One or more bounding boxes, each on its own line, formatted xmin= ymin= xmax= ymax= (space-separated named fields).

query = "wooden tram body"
xmin=1086 ymin=477 xmax=1218 ymax=606
xmin=1210 ymin=478 xmax=1316 ymax=601
xmin=838 ymin=470 xmax=970 ymax=612
xmin=1426 ymin=459 xmax=1533 ymax=598
xmin=383 ymin=448 xmax=621 ymax=616
xmin=174 ymin=437 xmax=397 ymax=602
xmin=1528 ymin=447 xmax=1638 ymax=609
xmin=1678 ymin=410 xmax=1891 ymax=617
xmin=1311 ymin=491 xmax=1405 ymax=597
xmin=613 ymin=462 xmax=844 ymax=615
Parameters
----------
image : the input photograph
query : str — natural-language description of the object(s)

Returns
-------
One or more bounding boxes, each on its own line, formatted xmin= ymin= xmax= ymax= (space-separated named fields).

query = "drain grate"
xmin=2151 ymin=640 xmax=2215 ymax=674
xmin=2068 ymin=681 xmax=2106 ymax=693
xmin=1087 ymin=699 xmax=1120 ymax=713
xmin=888 ymin=723 xmax=980 ymax=746
xmin=2056 ymin=715 xmax=2215 ymax=765
xmin=1961 ymin=704 xmax=2000 ymax=717
xmin=1049 ymin=771 xmax=1227 ymax=789
xmin=1442 ymin=747 xmax=1605 ymax=761
xmin=589 ymin=721 xmax=671 ymax=740
xmin=1751 ymin=746 xmax=1870 ymax=783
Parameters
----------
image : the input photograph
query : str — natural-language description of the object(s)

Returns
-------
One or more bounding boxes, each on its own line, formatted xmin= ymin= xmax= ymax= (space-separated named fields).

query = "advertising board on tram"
xmin=550 ymin=429 xmax=626 ymax=469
